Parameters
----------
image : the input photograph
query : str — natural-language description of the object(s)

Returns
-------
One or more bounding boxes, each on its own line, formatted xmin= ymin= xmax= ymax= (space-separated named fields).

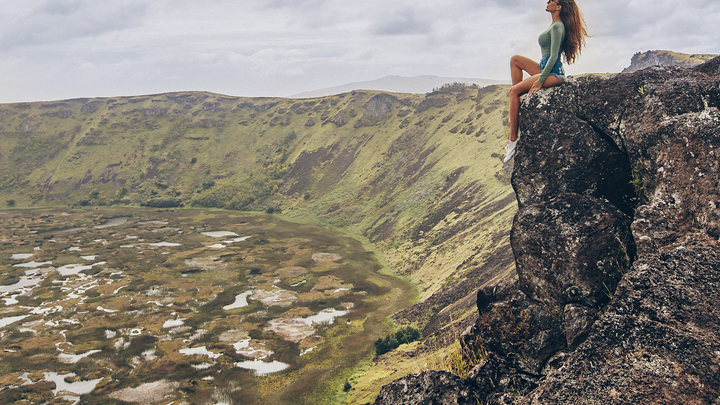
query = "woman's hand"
xmin=528 ymin=79 xmax=543 ymax=95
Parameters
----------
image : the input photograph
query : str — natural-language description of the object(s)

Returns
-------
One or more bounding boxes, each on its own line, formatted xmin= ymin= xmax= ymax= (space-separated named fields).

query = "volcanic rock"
xmin=375 ymin=56 xmax=720 ymax=404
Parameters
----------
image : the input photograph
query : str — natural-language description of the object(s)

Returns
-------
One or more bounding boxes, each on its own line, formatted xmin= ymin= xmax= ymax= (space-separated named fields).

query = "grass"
xmin=342 ymin=314 xmax=490 ymax=404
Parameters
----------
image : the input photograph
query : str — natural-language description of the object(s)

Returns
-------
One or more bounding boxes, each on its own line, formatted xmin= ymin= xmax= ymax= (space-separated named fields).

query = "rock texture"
xmin=374 ymin=57 xmax=720 ymax=404
xmin=512 ymin=194 xmax=634 ymax=308
xmin=372 ymin=371 xmax=484 ymax=405
xmin=355 ymin=93 xmax=396 ymax=127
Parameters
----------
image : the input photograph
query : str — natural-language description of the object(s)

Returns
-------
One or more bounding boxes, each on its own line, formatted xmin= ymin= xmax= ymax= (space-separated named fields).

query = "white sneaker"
xmin=503 ymin=140 xmax=517 ymax=164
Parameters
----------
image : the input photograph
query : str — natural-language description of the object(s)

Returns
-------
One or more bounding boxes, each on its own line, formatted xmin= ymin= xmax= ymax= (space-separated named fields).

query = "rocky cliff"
xmin=374 ymin=57 xmax=720 ymax=404
xmin=622 ymin=50 xmax=718 ymax=74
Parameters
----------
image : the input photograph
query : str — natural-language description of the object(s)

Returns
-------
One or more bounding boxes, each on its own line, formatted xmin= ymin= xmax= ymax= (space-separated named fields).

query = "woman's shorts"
xmin=540 ymin=56 xmax=565 ymax=80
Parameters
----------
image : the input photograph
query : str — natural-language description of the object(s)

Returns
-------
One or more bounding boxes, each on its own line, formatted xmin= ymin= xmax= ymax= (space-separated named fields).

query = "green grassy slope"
xmin=0 ymin=85 xmax=517 ymax=399
xmin=635 ymin=50 xmax=718 ymax=65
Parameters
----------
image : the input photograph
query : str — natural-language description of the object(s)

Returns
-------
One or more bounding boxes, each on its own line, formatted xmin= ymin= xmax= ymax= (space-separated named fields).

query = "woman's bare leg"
xmin=508 ymin=73 xmax=563 ymax=142
xmin=510 ymin=55 xmax=541 ymax=85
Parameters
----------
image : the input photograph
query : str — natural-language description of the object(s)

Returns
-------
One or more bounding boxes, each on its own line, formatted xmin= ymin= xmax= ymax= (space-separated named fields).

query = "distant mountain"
xmin=622 ymin=50 xmax=718 ymax=73
xmin=290 ymin=75 xmax=507 ymax=98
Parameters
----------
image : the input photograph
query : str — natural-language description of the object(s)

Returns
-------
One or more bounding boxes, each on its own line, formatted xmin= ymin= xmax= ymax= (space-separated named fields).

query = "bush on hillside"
xmin=141 ymin=198 xmax=183 ymax=208
xmin=375 ymin=326 xmax=422 ymax=356
xmin=191 ymin=180 xmax=249 ymax=209
xmin=429 ymin=82 xmax=475 ymax=95
xmin=190 ymin=153 xmax=288 ymax=211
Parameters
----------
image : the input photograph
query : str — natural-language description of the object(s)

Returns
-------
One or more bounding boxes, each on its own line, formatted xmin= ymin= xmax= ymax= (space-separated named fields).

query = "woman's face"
xmin=546 ymin=0 xmax=561 ymax=13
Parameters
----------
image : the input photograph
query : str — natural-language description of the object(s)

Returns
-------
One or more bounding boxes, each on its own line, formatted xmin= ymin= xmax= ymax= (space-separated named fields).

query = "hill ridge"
xmin=290 ymin=75 xmax=506 ymax=98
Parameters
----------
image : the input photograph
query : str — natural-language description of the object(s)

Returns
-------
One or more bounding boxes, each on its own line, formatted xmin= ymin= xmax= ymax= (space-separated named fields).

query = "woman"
xmin=503 ymin=0 xmax=589 ymax=164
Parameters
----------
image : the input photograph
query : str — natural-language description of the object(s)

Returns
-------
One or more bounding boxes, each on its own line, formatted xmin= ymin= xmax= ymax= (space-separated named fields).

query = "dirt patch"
xmin=218 ymin=329 xmax=248 ymax=342
xmin=108 ymin=380 xmax=179 ymax=403
xmin=282 ymin=307 xmax=313 ymax=317
xmin=251 ymin=287 xmax=298 ymax=306
xmin=299 ymin=335 xmax=324 ymax=349
xmin=311 ymin=275 xmax=353 ymax=296
xmin=185 ymin=256 xmax=228 ymax=270
xmin=311 ymin=253 xmax=342 ymax=262
xmin=312 ymin=275 xmax=343 ymax=290
xmin=282 ymin=147 xmax=332 ymax=196
xmin=277 ymin=266 xmax=307 ymax=278
xmin=264 ymin=318 xmax=316 ymax=343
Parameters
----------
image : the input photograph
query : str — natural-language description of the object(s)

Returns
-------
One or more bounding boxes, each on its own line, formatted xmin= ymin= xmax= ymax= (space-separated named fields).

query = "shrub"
xmin=429 ymin=82 xmax=473 ymax=94
xmin=375 ymin=326 xmax=422 ymax=356
xmin=141 ymin=198 xmax=183 ymax=208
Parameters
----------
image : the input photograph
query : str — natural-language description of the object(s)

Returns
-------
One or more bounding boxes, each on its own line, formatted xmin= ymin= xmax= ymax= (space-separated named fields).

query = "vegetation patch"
xmin=0 ymin=208 xmax=414 ymax=405
xmin=374 ymin=326 xmax=422 ymax=356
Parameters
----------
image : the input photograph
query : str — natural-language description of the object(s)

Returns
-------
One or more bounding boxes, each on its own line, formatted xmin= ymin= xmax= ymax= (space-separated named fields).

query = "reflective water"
xmin=0 ymin=275 xmax=43 ymax=293
xmin=163 ymin=319 xmax=186 ymax=328
xmin=0 ymin=314 xmax=30 ymax=328
xmin=148 ymin=242 xmax=182 ymax=247
xmin=58 ymin=350 xmax=102 ymax=364
xmin=44 ymin=372 xmax=103 ymax=395
xmin=179 ymin=346 xmax=222 ymax=359
xmin=201 ymin=231 xmax=238 ymax=238
xmin=54 ymin=217 xmax=130 ymax=233
xmin=223 ymin=291 xmax=252 ymax=310
xmin=296 ymin=308 xmax=348 ymax=326
xmin=234 ymin=359 xmax=290 ymax=376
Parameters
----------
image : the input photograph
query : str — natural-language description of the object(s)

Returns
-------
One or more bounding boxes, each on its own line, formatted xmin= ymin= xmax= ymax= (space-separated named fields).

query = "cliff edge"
xmin=374 ymin=57 xmax=720 ymax=404
xmin=621 ymin=50 xmax=718 ymax=74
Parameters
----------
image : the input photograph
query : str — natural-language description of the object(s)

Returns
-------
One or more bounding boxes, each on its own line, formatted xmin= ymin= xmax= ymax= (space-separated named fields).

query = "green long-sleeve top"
xmin=538 ymin=21 xmax=565 ymax=84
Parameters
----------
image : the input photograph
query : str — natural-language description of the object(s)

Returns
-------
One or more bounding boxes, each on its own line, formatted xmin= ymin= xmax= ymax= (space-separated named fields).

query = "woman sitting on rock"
xmin=504 ymin=0 xmax=589 ymax=164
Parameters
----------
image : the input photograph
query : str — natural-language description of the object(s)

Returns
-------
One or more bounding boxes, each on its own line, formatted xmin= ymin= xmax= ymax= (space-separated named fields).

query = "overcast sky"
xmin=0 ymin=0 xmax=718 ymax=103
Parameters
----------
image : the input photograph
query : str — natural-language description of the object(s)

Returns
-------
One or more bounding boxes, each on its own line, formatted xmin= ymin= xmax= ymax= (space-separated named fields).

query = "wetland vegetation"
xmin=0 ymin=208 xmax=414 ymax=404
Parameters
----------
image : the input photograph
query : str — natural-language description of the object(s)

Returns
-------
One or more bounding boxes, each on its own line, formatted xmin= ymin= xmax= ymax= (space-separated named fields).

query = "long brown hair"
xmin=556 ymin=0 xmax=589 ymax=64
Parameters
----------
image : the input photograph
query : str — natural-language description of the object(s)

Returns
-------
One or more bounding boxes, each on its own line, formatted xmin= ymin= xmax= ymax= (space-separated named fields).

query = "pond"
xmin=0 ymin=208 xmax=413 ymax=405
xmin=235 ymin=359 xmax=290 ymax=375
xmin=50 ymin=216 xmax=130 ymax=234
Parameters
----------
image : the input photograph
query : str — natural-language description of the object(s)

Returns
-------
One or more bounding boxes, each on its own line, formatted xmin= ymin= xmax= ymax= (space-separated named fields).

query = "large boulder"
xmin=511 ymin=88 xmax=635 ymax=215
xmin=374 ymin=56 xmax=720 ymax=404
xmin=511 ymin=57 xmax=720 ymax=403
xmin=512 ymin=193 xmax=634 ymax=308
xmin=519 ymin=247 xmax=720 ymax=405
xmin=372 ymin=370 xmax=483 ymax=405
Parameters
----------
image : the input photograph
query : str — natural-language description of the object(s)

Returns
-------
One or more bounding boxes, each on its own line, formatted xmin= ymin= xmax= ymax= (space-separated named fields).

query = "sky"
xmin=0 ymin=0 xmax=718 ymax=103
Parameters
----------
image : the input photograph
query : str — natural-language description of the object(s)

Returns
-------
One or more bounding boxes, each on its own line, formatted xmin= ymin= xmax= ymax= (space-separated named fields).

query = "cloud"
xmin=483 ymin=0 xmax=537 ymax=12
xmin=0 ymin=0 xmax=718 ymax=103
xmin=370 ymin=8 xmax=432 ymax=36
xmin=0 ymin=0 xmax=149 ymax=50
xmin=576 ymin=0 xmax=719 ymax=71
